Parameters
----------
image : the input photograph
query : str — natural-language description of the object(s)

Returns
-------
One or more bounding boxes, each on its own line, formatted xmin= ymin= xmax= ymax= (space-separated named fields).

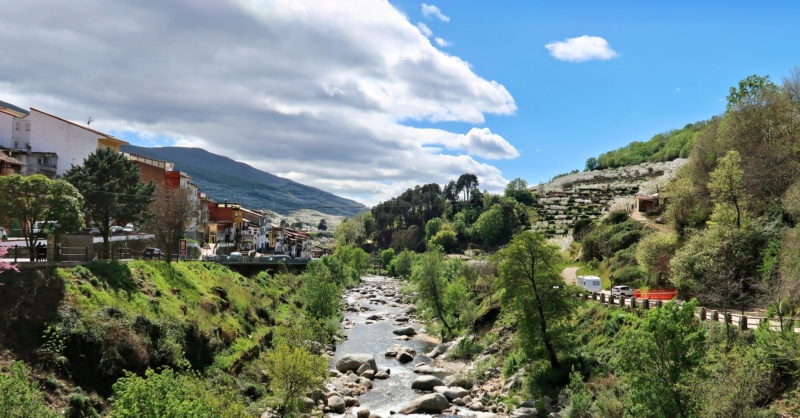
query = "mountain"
xmin=121 ymin=145 xmax=367 ymax=217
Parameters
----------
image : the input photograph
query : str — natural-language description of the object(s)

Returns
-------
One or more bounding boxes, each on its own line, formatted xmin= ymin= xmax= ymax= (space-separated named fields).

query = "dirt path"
xmin=629 ymin=210 xmax=672 ymax=233
xmin=561 ymin=267 xmax=578 ymax=285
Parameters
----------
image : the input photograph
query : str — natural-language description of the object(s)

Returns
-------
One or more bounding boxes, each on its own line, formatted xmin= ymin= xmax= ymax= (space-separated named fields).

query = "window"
xmin=15 ymin=122 xmax=19 ymax=130
xmin=25 ymin=123 xmax=30 ymax=132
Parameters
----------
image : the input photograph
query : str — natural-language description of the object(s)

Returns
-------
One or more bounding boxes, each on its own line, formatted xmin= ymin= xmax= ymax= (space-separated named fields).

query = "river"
xmin=330 ymin=275 xmax=451 ymax=417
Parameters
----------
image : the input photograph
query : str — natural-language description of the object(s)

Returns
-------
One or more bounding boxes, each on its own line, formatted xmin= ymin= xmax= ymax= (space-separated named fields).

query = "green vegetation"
xmin=0 ymin=361 xmax=57 ymax=418
xmin=0 ymin=174 xmax=84 ymax=261
xmin=588 ymin=120 xmax=709 ymax=170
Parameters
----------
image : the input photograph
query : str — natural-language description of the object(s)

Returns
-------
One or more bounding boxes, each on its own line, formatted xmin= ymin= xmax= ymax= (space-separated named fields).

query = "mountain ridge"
xmin=121 ymin=145 xmax=367 ymax=217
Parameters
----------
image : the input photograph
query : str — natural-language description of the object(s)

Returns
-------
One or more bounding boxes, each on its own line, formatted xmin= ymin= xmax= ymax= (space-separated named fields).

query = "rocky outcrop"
xmin=335 ymin=354 xmax=378 ymax=373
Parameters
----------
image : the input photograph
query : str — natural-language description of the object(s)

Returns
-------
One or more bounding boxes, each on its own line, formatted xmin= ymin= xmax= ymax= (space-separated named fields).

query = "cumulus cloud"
xmin=422 ymin=3 xmax=450 ymax=22
xmin=434 ymin=37 xmax=452 ymax=47
xmin=0 ymin=0 xmax=516 ymax=205
xmin=545 ymin=35 xmax=618 ymax=62
xmin=417 ymin=22 xmax=433 ymax=37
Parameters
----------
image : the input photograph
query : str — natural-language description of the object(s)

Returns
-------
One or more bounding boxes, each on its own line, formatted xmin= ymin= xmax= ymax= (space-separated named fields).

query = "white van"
xmin=576 ymin=275 xmax=603 ymax=292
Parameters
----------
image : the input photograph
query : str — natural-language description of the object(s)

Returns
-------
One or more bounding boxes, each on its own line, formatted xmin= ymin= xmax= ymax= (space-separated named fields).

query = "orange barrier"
xmin=633 ymin=289 xmax=677 ymax=300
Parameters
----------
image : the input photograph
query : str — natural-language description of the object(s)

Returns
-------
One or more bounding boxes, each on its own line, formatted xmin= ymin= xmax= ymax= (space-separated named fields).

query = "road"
xmin=561 ymin=266 xmax=578 ymax=285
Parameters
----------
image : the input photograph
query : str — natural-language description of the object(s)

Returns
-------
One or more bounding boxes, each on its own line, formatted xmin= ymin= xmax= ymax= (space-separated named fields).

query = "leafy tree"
xmin=431 ymin=223 xmax=457 ymax=252
xmin=391 ymin=225 xmax=424 ymax=252
xmin=617 ymin=300 xmax=705 ymax=418
xmin=146 ymin=187 xmax=201 ymax=262
xmin=109 ymin=368 xmax=248 ymax=418
xmin=380 ymin=248 xmax=395 ymax=275
xmin=504 ymin=178 xmax=535 ymax=205
xmin=708 ymin=150 xmax=747 ymax=229
xmin=411 ymin=250 xmax=454 ymax=337
xmin=698 ymin=347 xmax=773 ymax=418
xmin=280 ymin=219 xmax=289 ymax=227
xmin=262 ymin=343 xmax=327 ymax=416
xmin=473 ymin=200 xmax=527 ymax=247
xmin=394 ymin=249 xmax=415 ymax=279
xmin=300 ymin=260 xmax=343 ymax=320
xmin=317 ymin=218 xmax=328 ymax=231
xmin=0 ymin=174 xmax=84 ymax=260
xmin=585 ymin=157 xmax=599 ymax=171
xmin=495 ymin=231 xmax=574 ymax=369
xmin=455 ymin=173 xmax=479 ymax=202
xmin=635 ymin=231 xmax=678 ymax=286
xmin=0 ymin=361 xmax=57 ymax=418
xmin=425 ymin=217 xmax=442 ymax=241
xmin=333 ymin=245 xmax=370 ymax=276
xmin=64 ymin=148 xmax=155 ymax=259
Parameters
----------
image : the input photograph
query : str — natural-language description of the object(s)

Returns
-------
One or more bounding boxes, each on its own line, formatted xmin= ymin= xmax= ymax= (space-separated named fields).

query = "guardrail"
xmin=203 ymin=255 xmax=309 ymax=265
xmin=580 ymin=291 xmax=799 ymax=333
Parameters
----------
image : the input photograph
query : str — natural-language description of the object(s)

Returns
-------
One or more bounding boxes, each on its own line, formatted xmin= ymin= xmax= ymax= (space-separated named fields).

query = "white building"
xmin=27 ymin=108 xmax=128 ymax=176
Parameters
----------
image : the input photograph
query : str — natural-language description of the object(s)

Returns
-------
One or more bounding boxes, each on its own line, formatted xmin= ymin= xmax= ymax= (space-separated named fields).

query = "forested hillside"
xmin=585 ymin=119 xmax=708 ymax=171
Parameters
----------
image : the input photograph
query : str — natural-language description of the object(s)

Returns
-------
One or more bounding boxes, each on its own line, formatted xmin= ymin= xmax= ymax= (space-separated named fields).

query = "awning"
xmin=0 ymin=153 xmax=24 ymax=165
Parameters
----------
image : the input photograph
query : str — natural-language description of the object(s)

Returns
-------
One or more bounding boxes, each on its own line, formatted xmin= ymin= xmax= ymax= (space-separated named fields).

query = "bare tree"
xmin=146 ymin=187 xmax=202 ymax=262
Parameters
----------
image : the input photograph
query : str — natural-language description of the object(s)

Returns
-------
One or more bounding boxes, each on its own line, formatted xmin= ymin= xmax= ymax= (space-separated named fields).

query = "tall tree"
xmin=64 ymin=148 xmax=155 ymax=259
xmin=617 ymin=300 xmax=705 ymax=418
xmin=455 ymin=173 xmax=479 ymax=202
xmin=495 ymin=231 xmax=574 ymax=369
xmin=504 ymin=178 xmax=535 ymax=205
xmin=146 ymin=187 xmax=201 ymax=262
xmin=317 ymin=219 xmax=327 ymax=231
xmin=708 ymin=150 xmax=747 ymax=229
xmin=411 ymin=250 xmax=454 ymax=337
xmin=0 ymin=174 xmax=83 ymax=261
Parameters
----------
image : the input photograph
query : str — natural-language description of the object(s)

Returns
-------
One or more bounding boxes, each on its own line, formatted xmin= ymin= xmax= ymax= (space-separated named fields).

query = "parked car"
xmin=142 ymin=247 xmax=162 ymax=260
xmin=0 ymin=227 xmax=7 ymax=241
xmin=89 ymin=227 xmax=101 ymax=236
xmin=110 ymin=226 xmax=125 ymax=235
xmin=123 ymin=223 xmax=137 ymax=234
xmin=611 ymin=285 xmax=634 ymax=297
xmin=229 ymin=251 xmax=243 ymax=260
xmin=32 ymin=221 xmax=58 ymax=238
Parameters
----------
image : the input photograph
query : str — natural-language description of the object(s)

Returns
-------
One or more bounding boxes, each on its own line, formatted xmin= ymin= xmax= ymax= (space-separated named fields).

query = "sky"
xmin=1 ymin=0 xmax=799 ymax=207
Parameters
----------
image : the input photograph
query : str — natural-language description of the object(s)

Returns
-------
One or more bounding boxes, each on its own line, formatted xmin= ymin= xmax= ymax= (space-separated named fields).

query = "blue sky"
xmin=391 ymin=0 xmax=800 ymax=183
xmin=2 ymin=0 xmax=799 ymax=205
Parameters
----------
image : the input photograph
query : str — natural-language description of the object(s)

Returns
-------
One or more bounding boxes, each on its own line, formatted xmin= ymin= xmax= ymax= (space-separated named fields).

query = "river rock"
xmin=366 ymin=314 xmax=383 ymax=321
xmin=368 ymin=414 xmax=381 ymax=418
xmin=397 ymin=350 xmax=415 ymax=363
xmin=398 ymin=393 xmax=450 ymax=414
xmin=375 ymin=371 xmax=390 ymax=380
xmin=344 ymin=396 xmax=360 ymax=407
xmin=402 ymin=306 xmax=417 ymax=315
xmin=477 ymin=413 xmax=499 ymax=418
xmin=336 ymin=354 xmax=378 ymax=373
xmin=510 ymin=407 xmax=538 ymax=418
xmin=360 ymin=369 xmax=376 ymax=379
xmin=357 ymin=408 xmax=371 ymax=418
xmin=433 ymin=386 xmax=470 ymax=400
xmin=328 ymin=396 xmax=346 ymax=414
xmin=426 ymin=342 xmax=453 ymax=358
xmin=393 ymin=326 xmax=417 ymax=336
xmin=346 ymin=373 xmax=360 ymax=383
xmin=414 ymin=364 xmax=435 ymax=374
xmin=394 ymin=315 xmax=409 ymax=322
xmin=411 ymin=375 xmax=444 ymax=391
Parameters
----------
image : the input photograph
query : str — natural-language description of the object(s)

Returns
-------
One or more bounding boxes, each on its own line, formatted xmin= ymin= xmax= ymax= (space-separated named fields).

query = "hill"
xmin=121 ymin=145 xmax=366 ymax=217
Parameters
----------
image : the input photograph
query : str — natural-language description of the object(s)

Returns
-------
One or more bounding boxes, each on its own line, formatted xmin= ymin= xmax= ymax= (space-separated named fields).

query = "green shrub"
xmin=108 ymin=368 xmax=249 ymax=418
xmin=0 ymin=361 xmax=57 ymax=418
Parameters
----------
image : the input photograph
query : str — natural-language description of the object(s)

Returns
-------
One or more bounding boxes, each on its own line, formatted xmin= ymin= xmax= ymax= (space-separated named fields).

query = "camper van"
xmin=576 ymin=275 xmax=603 ymax=292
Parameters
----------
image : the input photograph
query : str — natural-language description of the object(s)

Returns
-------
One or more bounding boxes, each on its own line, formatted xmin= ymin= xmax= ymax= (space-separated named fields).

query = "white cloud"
xmin=417 ymin=22 xmax=432 ymax=37
xmin=0 ymin=0 xmax=516 ymax=205
xmin=544 ymin=35 xmax=618 ymax=62
xmin=434 ymin=37 xmax=452 ymax=47
xmin=422 ymin=3 xmax=450 ymax=22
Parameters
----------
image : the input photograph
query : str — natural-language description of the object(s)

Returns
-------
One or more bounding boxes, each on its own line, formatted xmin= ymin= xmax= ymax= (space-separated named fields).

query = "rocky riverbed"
xmin=304 ymin=275 xmax=568 ymax=418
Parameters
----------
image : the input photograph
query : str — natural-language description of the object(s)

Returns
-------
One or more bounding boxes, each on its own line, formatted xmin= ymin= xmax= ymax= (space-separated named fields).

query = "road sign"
xmin=179 ymin=239 xmax=187 ymax=257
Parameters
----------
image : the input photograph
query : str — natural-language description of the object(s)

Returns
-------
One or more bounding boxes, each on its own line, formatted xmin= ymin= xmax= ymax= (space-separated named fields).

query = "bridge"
xmin=203 ymin=254 xmax=309 ymax=274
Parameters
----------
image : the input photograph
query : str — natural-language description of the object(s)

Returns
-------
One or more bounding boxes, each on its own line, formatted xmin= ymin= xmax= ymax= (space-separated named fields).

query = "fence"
xmin=4 ymin=245 xmax=139 ymax=263
xmin=633 ymin=289 xmax=678 ymax=300
xmin=581 ymin=291 xmax=798 ymax=333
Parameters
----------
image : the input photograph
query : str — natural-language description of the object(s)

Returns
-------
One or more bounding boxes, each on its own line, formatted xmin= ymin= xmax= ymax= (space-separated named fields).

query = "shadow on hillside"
xmin=0 ymin=268 xmax=65 ymax=361
xmin=86 ymin=260 xmax=136 ymax=292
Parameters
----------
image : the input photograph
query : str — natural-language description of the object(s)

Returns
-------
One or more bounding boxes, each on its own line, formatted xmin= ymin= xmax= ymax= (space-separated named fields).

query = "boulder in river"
xmin=397 ymin=350 xmax=415 ymax=363
xmin=411 ymin=375 xmax=444 ymax=391
xmin=393 ymin=326 xmax=417 ymax=336
xmin=336 ymin=354 xmax=378 ymax=373
xmin=414 ymin=364 xmax=435 ymax=374
xmin=398 ymin=393 xmax=450 ymax=414
xmin=510 ymin=407 xmax=538 ymax=418
xmin=433 ymin=386 xmax=470 ymax=401
xmin=327 ymin=396 xmax=346 ymax=414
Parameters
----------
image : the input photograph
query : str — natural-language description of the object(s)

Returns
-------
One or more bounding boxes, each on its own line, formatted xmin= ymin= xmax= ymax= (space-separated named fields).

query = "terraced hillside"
xmin=531 ymin=159 xmax=686 ymax=236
